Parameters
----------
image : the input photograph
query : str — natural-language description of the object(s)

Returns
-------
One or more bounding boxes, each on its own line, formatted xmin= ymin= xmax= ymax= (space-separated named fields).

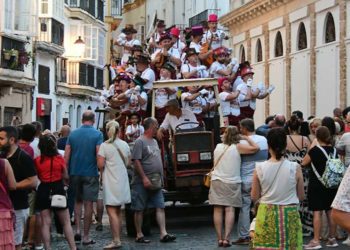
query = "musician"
xmin=181 ymin=86 xmax=210 ymax=123
xmin=135 ymin=54 xmax=155 ymax=93
xmin=202 ymin=14 xmax=228 ymax=50
xmin=209 ymin=47 xmax=238 ymax=80
xmin=151 ymin=32 xmax=182 ymax=68
xmin=218 ymin=77 xmax=241 ymax=126
xmin=148 ymin=20 xmax=166 ymax=52
xmin=155 ymin=62 xmax=178 ymax=124
xmin=170 ymin=27 xmax=186 ymax=55
xmin=236 ymin=65 xmax=275 ymax=119
xmin=115 ymin=24 xmax=141 ymax=65
xmin=181 ymin=48 xmax=208 ymax=79
xmin=125 ymin=45 xmax=144 ymax=75
xmin=190 ymin=26 xmax=204 ymax=53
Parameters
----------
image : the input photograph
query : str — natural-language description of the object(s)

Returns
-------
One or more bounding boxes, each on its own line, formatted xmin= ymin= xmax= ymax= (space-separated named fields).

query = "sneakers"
xmin=304 ymin=240 xmax=322 ymax=249
xmin=326 ymin=238 xmax=338 ymax=248
xmin=232 ymin=237 xmax=250 ymax=245
xmin=343 ymin=237 xmax=350 ymax=246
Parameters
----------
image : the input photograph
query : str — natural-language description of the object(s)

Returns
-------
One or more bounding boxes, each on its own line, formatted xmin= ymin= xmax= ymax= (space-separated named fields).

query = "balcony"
xmin=1 ymin=37 xmax=25 ymax=72
xmin=189 ymin=9 xmax=219 ymax=27
xmin=36 ymin=18 xmax=65 ymax=55
xmin=57 ymin=61 xmax=103 ymax=97
xmin=67 ymin=0 xmax=104 ymax=22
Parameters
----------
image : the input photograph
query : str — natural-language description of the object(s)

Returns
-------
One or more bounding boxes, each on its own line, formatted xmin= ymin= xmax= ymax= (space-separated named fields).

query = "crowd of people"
xmin=1 ymin=14 xmax=350 ymax=250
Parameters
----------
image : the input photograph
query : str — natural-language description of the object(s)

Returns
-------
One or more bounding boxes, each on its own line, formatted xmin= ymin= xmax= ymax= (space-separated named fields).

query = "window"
xmin=256 ymin=39 xmax=263 ymax=62
xmin=38 ymin=65 xmax=50 ymax=94
xmin=1 ymin=37 xmax=25 ymax=71
xmin=325 ymin=12 xmax=336 ymax=43
xmin=87 ymin=65 xmax=95 ymax=87
xmin=111 ymin=0 xmax=123 ymax=16
xmin=5 ymin=0 xmax=13 ymax=30
xmin=41 ymin=0 xmax=48 ymax=14
xmin=98 ymin=31 xmax=105 ymax=66
xmin=15 ymin=0 xmax=30 ymax=31
xmin=297 ymin=22 xmax=307 ymax=50
xmin=97 ymin=0 xmax=104 ymax=21
xmin=57 ymin=58 xmax=67 ymax=82
xmin=91 ymin=28 xmax=98 ymax=60
xmin=274 ymin=31 xmax=283 ymax=57
xmin=239 ymin=45 xmax=246 ymax=63
xmin=76 ymin=105 xmax=82 ymax=128
xmin=79 ymin=63 xmax=87 ymax=85
xmin=51 ymin=19 xmax=64 ymax=46
xmin=84 ymin=25 xmax=92 ymax=58
xmin=96 ymin=68 xmax=104 ymax=89
xmin=53 ymin=0 xmax=64 ymax=20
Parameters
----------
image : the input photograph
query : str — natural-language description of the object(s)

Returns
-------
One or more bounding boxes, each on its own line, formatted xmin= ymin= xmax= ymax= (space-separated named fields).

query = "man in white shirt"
xmin=209 ymin=47 xmax=238 ymax=80
xmin=218 ymin=77 xmax=241 ymax=126
xmin=157 ymin=99 xmax=198 ymax=140
xmin=201 ymin=14 xmax=229 ymax=50
xmin=148 ymin=20 xmax=166 ymax=53
xmin=151 ymin=33 xmax=182 ymax=68
xmin=181 ymin=86 xmax=209 ymax=123
xmin=181 ymin=48 xmax=209 ymax=79
xmin=170 ymin=27 xmax=186 ymax=55
xmin=135 ymin=54 xmax=156 ymax=93
xmin=115 ymin=24 xmax=141 ymax=65
xmin=189 ymin=26 xmax=203 ymax=53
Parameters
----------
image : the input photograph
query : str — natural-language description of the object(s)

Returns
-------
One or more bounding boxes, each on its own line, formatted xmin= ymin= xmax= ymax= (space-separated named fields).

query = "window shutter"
xmin=91 ymin=27 xmax=98 ymax=60
xmin=83 ymin=24 xmax=92 ymax=59
xmin=38 ymin=65 xmax=50 ymax=94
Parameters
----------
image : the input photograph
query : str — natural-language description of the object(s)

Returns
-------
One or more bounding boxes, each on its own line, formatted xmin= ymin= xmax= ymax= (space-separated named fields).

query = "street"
xmin=51 ymin=202 xmax=350 ymax=250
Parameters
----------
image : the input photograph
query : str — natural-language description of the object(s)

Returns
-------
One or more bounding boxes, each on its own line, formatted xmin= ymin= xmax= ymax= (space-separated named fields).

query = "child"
xmin=125 ymin=113 xmax=144 ymax=148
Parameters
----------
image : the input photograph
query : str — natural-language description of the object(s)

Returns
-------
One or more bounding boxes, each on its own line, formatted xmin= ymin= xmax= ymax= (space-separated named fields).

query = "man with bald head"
xmin=57 ymin=125 xmax=71 ymax=151
xmin=64 ymin=110 xmax=103 ymax=245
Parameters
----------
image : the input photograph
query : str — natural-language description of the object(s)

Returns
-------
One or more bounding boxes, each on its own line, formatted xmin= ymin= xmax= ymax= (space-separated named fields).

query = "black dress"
xmin=307 ymin=146 xmax=338 ymax=211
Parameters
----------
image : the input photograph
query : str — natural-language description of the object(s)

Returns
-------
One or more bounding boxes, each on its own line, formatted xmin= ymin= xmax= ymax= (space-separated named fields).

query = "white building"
xmin=0 ymin=0 xmax=37 ymax=126
xmin=221 ymin=0 xmax=349 ymax=125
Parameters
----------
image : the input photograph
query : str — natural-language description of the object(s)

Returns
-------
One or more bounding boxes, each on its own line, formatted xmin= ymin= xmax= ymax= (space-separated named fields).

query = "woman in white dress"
xmin=97 ymin=120 xmax=131 ymax=249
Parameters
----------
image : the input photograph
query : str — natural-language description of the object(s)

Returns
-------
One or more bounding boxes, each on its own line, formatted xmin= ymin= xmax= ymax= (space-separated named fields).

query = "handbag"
xmin=146 ymin=172 xmax=163 ymax=191
xmin=49 ymin=158 xmax=67 ymax=209
xmin=203 ymin=145 xmax=230 ymax=188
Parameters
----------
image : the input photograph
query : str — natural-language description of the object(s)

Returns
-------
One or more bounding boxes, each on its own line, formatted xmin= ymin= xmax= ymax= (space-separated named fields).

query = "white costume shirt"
xmin=155 ymin=88 xmax=177 ymax=108
xmin=151 ymin=47 xmax=181 ymax=61
xmin=141 ymin=67 xmax=156 ymax=90
xmin=189 ymin=41 xmax=201 ymax=53
xmin=202 ymin=30 xmax=226 ymax=50
xmin=160 ymin=108 xmax=198 ymax=131
xmin=121 ymin=39 xmax=140 ymax=65
xmin=219 ymin=91 xmax=240 ymax=116
xmin=181 ymin=64 xmax=209 ymax=78
xmin=209 ymin=61 xmax=227 ymax=78
xmin=181 ymin=92 xmax=206 ymax=114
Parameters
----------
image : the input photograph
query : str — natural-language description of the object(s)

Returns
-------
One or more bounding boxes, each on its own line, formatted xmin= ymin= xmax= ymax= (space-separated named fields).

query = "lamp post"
xmin=74 ymin=36 xmax=85 ymax=57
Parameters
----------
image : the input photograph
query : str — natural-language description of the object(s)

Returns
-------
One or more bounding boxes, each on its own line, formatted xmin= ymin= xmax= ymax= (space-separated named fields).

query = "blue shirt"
xmin=67 ymin=125 xmax=103 ymax=177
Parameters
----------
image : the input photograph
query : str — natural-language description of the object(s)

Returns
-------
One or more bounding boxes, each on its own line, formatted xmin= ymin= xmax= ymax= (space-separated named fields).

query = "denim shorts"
xmin=131 ymin=183 xmax=165 ymax=211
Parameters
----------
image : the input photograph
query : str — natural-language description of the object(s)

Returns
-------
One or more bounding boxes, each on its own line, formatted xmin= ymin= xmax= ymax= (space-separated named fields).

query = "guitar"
xmin=200 ymin=31 xmax=215 ymax=67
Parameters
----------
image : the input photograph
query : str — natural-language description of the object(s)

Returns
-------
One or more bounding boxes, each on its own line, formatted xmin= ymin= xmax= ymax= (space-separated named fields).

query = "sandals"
xmin=160 ymin=234 xmax=176 ymax=243
xmin=103 ymin=241 xmax=122 ymax=249
xmin=218 ymin=239 xmax=224 ymax=247
xmin=82 ymin=240 xmax=96 ymax=246
xmin=222 ymin=239 xmax=231 ymax=248
xmin=135 ymin=237 xmax=151 ymax=243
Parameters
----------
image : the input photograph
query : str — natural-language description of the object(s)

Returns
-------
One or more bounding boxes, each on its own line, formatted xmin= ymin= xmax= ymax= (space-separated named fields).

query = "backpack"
xmin=311 ymin=146 xmax=346 ymax=189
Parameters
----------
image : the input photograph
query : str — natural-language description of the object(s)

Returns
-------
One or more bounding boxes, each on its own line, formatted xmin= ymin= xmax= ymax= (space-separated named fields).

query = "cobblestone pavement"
xmin=51 ymin=203 xmax=350 ymax=250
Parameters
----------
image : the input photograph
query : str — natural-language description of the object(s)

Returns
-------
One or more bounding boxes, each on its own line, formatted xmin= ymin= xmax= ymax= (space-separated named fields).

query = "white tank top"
xmin=256 ymin=159 xmax=299 ymax=205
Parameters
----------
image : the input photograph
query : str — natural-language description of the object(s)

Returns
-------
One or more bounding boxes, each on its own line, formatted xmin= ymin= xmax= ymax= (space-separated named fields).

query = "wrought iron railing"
xmin=189 ymin=9 xmax=219 ymax=27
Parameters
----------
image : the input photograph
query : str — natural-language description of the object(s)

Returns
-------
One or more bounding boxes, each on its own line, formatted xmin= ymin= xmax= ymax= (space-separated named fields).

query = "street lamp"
xmin=74 ymin=36 xmax=85 ymax=57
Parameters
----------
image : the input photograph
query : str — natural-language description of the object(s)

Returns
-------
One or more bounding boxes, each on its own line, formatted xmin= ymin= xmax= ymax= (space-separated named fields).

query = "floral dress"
xmin=285 ymin=135 xmax=313 ymax=236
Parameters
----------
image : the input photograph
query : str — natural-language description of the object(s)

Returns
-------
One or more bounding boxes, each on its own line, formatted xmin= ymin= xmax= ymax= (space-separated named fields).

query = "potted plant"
xmin=18 ymin=50 xmax=31 ymax=65
xmin=2 ymin=49 xmax=12 ymax=60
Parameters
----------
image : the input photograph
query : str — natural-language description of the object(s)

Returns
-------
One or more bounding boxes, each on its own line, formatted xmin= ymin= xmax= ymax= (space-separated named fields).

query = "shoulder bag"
xmin=111 ymin=142 xmax=129 ymax=167
xmin=50 ymin=157 xmax=67 ymax=209
xmin=203 ymin=145 xmax=230 ymax=188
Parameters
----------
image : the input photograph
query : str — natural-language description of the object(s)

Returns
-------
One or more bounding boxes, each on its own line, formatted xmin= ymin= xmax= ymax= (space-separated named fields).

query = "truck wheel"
xmin=125 ymin=204 xmax=152 ymax=237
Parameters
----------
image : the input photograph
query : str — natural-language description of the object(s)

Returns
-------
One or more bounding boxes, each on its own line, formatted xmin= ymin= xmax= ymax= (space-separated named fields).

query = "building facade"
xmin=0 ymin=0 xmax=37 ymax=126
xmin=221 ymin=0 xmax=347 ymax=125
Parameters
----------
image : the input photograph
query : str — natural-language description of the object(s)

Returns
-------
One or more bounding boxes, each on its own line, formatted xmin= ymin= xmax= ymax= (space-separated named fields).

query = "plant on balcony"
xmin=2 ymin=49 xmax=19 ymax=69
xmin=18 ymin=49 xmax=32 ymax=66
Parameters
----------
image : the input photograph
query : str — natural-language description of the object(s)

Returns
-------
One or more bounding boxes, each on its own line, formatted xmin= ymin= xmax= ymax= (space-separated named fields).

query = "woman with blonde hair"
xmin=308 ymin=118 xmax=322 ymax=143
xmin=97 ymin=120 xmax=131 ymax=249
xmin=209 ymin=126 xmax=259 ymax=247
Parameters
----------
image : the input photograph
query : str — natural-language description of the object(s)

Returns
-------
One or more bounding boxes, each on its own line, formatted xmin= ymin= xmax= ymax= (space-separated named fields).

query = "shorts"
xmin=28 ymin=191 xmax=37 ymax=216
xmin=14 ymin=208 xmax=29 ymax=246
xmin=131 ymin=183 xmax=165 ymax=211
xmin=70 ymin=176 xmax=99 ymax=202
xmin=35 ymin=181 xmax=67 ymax=212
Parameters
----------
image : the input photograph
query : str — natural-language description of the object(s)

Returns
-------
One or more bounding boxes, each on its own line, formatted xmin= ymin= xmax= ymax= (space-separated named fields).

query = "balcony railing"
xmin=68 ymin=0 xmax=104 ymax=21
xmin=67 ymin=62 xmax=103 ymax=90
xmin=189 ymin=9 xmax=219 ymax=27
